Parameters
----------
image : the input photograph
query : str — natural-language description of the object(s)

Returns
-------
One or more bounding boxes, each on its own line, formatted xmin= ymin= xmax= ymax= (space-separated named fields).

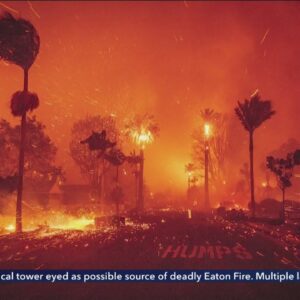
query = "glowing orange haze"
xmin=0 ymin=1 xmax=300 ymax=193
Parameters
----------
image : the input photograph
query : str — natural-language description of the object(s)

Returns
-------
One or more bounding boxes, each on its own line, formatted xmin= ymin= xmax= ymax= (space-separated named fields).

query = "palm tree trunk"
xmin=16 ymin=68 xmax=28 ymax=233
xmin=137 ymin=149 xmax=144 ymax=212
xmin=249 ymin=131 xmax=255 ymax=218
xmin=281 ymin=188 xmax=285 ymax=222
xmin=135 ymin=165 xmax=139 ymax=210
xmin=115 ymin=166 xmax=119 ymax=217
xmin=102 ymin=159 xmax=106 ymax=203
xmin=98 ymin=158 xmax=105 ymax=213
xmin=204 ymin=140 xmax=210 ymax=210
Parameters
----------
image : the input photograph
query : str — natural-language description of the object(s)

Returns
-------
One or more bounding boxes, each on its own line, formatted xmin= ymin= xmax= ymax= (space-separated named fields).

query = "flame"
xmin=50 ymin=216 xmax=94 ymax=230
xmin=1 ymin=213 xmax=95 ymax=233
xmin=204 ymin=123 xmax=211 ymax=138
xmin=46 ymin=213 xmax=95 ymax=230
xmin=261 ymin=181 xmax=267 ymax=187
xmin=5 ymin=224 xmax=15 ymax=232
xmin=131 ymin=127 xmax=153 ymax=149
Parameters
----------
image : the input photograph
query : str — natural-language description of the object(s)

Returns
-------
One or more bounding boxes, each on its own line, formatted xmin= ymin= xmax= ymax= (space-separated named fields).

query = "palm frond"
xmin=235 ymin=92 xmax=276 ymax=133
xmin=200 ymin=108 xmax=216 ymax=122
xmin=10 ymin=91 xmax=39 ymax=116
xmin=0 ymin=12 xmax=40 ymax=70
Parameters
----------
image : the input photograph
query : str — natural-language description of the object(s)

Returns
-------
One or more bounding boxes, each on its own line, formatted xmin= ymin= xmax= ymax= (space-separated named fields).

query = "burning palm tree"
xmin=235 ymin=91 xmax=275 ymax=218
xmin=200 ymin=109 xmax=216 ymax=210
xmin=200 ymin=108 xmax=216 ymax=123
xmin=124 ymin=114 xmax=159 ymax=212
xmin=0 ymin=12 xmax=40 ymax=232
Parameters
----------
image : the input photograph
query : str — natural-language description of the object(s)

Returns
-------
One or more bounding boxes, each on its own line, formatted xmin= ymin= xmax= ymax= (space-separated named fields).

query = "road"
xmin=0 ymin=211 xmax=299 ymax=299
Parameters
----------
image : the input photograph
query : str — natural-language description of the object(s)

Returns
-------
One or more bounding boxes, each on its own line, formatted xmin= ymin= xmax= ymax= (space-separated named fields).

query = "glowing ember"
xmin=261 ymin=181 xmax=267 ymax=187
xmin=5 ymin=224 xmax=15 ymax=232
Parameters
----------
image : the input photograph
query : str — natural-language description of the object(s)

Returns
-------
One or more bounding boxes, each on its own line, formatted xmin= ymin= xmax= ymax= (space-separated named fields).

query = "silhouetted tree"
xmin=0 ymin=175 xmax=18 ymax=213
xmin=267 ymin=154 xmax=294 ymax=222
xmin=80 ymin=130 xmax=116 ymax=152
xmin=0 ymin=12 xmax=40 ymax=232
xmin=294 ymin=150 xmax=300 ymax=165
xmin=124 ymin=113 xmax=159 ymax=212
xmin=104 ymin=148 xmax=126 ymax=217
xmin=235 ymin=91 xmax=275 ymax=217
xmin=70 ymin=115 xmax=120 ymax=206
xmin=192 ymin=110 xmax=229 ymax=189
xmin=269 ymin=139 xmax=300 ymax=158
xmin=0 ymin=117 xmax=64 ymax=209
xmin=261 ymin=139 xmax=300 ymax=194
xmin=0 ymin=175 xmax=18 ymax=194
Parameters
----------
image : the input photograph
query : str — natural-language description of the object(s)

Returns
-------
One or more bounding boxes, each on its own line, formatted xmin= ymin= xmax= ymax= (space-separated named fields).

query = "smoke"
xmin=0 ymin=1 xmax=300 ymax=194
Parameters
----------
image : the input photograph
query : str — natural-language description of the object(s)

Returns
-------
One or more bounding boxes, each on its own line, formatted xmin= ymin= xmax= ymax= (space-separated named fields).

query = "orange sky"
xmin=1 ymin=1 xmax=300 ymax=193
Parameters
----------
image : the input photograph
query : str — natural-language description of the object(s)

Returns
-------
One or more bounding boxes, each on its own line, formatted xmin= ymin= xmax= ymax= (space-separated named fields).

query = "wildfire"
xmin=0 ymin=212 xmax=96 ymax=234
xmin=131 ymin=127 xmax=153 ymax=149
xmin=5 ymin=224 xmax=15 ymax=232
xmin=124 ymin=113 xmax=159 ymax=150
xmin=48 ymin=215 xmax=95 ymax=230
xmin=204 ymin=123 xmax=211 ymax=138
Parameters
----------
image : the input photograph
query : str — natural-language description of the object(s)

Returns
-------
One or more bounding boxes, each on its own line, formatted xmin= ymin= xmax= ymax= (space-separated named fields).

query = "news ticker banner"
xmin=1 ymin=270 xmax=300 ymax=283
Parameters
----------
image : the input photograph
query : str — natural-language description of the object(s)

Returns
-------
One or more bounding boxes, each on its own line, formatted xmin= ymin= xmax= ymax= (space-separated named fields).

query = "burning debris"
xmin=0 ymin=7 xmax=299 ymax=300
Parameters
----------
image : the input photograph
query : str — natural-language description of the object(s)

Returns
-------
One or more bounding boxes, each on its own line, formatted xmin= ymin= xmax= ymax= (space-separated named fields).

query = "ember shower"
xmin=0 ymin=1 xmax=300 ymax=300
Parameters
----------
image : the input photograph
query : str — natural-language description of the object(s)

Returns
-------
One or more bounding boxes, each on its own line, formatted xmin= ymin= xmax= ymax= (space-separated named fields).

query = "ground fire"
xmin=0 ymin=1 xmax=300 ymax=299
